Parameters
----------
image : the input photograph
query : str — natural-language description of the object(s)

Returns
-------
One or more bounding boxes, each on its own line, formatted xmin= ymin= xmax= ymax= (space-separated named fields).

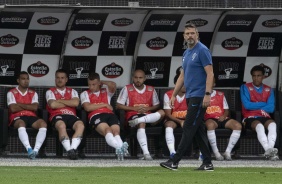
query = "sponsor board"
xmin=135 ymin=57 xmax=171 ymax=87
xmin=213 ymin=57 xmax=246 ymax=87
xmin=24 ymin=30 xmax=65 ymax=54
xmin=0 ymin=54 xmax=22 ymax=84
xmin=62 ymin=56 xmax=97 ymax=86
xmin=0 ymin=11 xmax=33 ymax=29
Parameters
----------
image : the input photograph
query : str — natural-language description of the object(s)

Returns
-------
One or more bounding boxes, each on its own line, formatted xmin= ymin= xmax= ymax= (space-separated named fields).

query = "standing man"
xmin=7 ymin=71 xmax=47 ymax=159
xmin=80 ymin=72 xmax=128 ymax=161
xmin=46 ymin=69 xmax=85 ymax=160
xmin=116 ymin=69 xmax=165 ymax=160
xmin=240 ymin=65 xmax=278 ymax=161
xmin=160 ymin=23 xmax=214 ymax=171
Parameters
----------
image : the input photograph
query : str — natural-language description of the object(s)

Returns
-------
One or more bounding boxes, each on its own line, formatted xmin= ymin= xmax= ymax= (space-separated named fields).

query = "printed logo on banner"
xmin=257 ymin=37 xmax=275 ymax=50
xmin=1 ymin=17 xmax=27 ymax=23
xmin=146 ymin=37 xmax=168 ymax=50
xmin=71 ymin=36 xmax=93 ymax=49
xmin=0 ymin=12 xmax=33 ymax=29
xmin=260 ymin=63 xmax=272 ymax=78
xmin=135 ymin=57 xmax=171 ymax=87
xmin=98 ymin=32 xmax=138 ymax=55
xmin=108 ymin=36 xmax=125 ymax=49
xmin=24 ymin=30 xmax=65 ymax=54
xmin=62 ymin=56 xmax=97 ymax=86
xmin=34 ymin=35 xmax=52 ymax=48
xmin=71 ymin=13 xmax=108 ymax=31
xmin=144 ymin=14 xmax=183 ymax=32
xmin=262 ymin=19 xmax=282 ymax=28
xmin=0 ymin=34 xmax=19 ymax=47
xmin=68 ymin=62 xmax=90 ymax=79
xmin=37 ymin=16 xmax=59 ymax=25
xmin=111 ymin=18 xmax=133 ymax=27
xmin=102 ymin=62 xmax=123 ymax=78
xmin=213 ymin=57 xmax=245 ymax=87
xmin=27 ymin=61 xmax=49 ymax=77
xmin=218 ymin=14 xmax=259 ymax=32
xmin=0 ymin=57 xmax=15 ymax=76
xmin=0 ymin=54 xmax=22 ymax=84
xmin=222 ymin=37 xmax=243 ymax=50
xmin=247 ymin=33 xmax=282 ymax=56
xmin=186 ymin=18 xmax=208 ymax=27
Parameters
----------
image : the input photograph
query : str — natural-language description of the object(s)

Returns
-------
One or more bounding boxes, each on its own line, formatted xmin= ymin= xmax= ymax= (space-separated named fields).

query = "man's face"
xmin=183 ymin=27 xmax=199 ymax=47
xmin=252 ymin=70 xmax=264 ymax=87
xmin=133 ymin=71 xmax=146 ymax=88
xmin=55 ymin=72 xmax=68 ymax=88
xmin=17 ymin=74 xmax=29 ymax=88
xmin=88 ymin=78 xmax=101 ymax=92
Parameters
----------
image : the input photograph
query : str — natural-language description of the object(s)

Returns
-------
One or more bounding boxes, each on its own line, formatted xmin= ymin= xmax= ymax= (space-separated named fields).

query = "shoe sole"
xmin=160 ymin=163 xmax=177 ymax=171
xmin=195 ymin=169 xmax=214 ymax=171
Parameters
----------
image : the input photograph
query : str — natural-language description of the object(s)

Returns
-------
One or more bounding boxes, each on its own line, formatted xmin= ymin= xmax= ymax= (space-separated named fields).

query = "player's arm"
xmin=172 ymin=70 xmax=184 ymax=98
xmin=48 ymin=99 xmax=67 ymax=109
xmin=218 ymin=109 xmax=229 ymax=122
xmin=57 ymin=97 xmax=80 ymax=108
xmin=203 ymin=65 xmax=214 ymax=108
xmin=164 ymin=109 xmax=183 ymax=124
xmin=14 ymin=103 xmax=38 ymax=112
xmin=116 ymin=103 xmax=139 ymax=112
xmin=7 ymin=91 xmax=38 ymax=113
xmin=261 ymin=89 xmax=275 ymax=113
xmin=240 ymin=85 xmax=266 ymax=110
xmin=83 ymin=102 xmax=112 ymax=112
xmin=46 ymin=90 xmax=67 ymax=109
xmin=101 ymin=80 xmax=116 ymax=94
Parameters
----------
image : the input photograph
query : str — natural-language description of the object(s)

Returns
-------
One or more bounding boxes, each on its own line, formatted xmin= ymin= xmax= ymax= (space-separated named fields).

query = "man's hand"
xmin=105 ymin=104 xmax=113 ymax=111
xmin=202 ymin=95 xmax=211 ymax=108
xmin=169 ymin=96 xmax=176 ymax=109
xmin=218 ymin=115 xmax=226 ymax=122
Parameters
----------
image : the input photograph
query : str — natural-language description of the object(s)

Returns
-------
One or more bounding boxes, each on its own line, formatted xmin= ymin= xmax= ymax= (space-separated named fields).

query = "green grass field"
xmin=0 ymin=166 xmax=281 ymax=184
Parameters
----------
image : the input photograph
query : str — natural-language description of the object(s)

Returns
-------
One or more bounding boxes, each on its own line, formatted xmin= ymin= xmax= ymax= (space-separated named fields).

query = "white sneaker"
xmin=223 ymin=152 xmax=232 ymax=161
xmin=269 ymin=155 xmax=279 ymax=161
xmin=116 ymin=148 xmax=124 ymax=161
xmin=139 ymin=154 xmax=153 ymax=160
xmin=122 ymin=142 xmax=130 ymax=156
xmin=264 ymin=148 xmax=278 ymax=158
xmin=128 ymin=118 xmax=139 ymax=127
xmin=215 ymin=154 xmax=224 ymax=161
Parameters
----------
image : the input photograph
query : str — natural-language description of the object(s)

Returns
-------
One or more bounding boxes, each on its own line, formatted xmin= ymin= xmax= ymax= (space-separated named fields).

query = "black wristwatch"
xmin=205 ymin=92 xmax=211 ymax=95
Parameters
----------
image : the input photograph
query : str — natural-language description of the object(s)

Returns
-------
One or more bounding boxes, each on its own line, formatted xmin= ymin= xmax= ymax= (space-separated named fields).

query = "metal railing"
xmin=1 ymin=0 xmax=282 ymax=8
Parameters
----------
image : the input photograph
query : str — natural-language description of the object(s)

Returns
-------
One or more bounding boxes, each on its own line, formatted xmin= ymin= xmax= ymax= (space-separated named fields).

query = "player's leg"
xmin=264 ymin=119 xmax=278 ymax=160
xmin=206 ymin=119 xmax=223 ymax=160
xmin=164 ymin=120 xmax=177 ymax=158
xmin=128 ymin=110 xmax=165 ymax=127
xmin=223 ymin=119 xmax=242 ymax=160
xmin=53 ymin=117 xmax=71 ymax=152
xmin=71 ymin=119 xmax=84 ymax=151
xmin=13 ymin=118 xmax=33 ymax=158
xmin=251 ymin=119 xmax=273 ymax=157
xmin=136 ymin=122 xmax=153 ymax=160
xmin=31 ymin=117 xmax=47 ymax=156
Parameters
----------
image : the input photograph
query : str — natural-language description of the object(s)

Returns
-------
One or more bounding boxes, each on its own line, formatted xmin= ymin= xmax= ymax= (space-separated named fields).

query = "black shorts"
xmin=243 ymin=117 xmax=273 ymax=129
xmin=205 ymin=118 xmax=231 ymax=129
xmin=11 ymin=116 xmax=40 ymax=128
xmin=164 ymin=119 xmax=182 ymax=128
xmin=51 ymin=114 xmax=81 ymax=129
xmin=90 ymin=113 xmax=120 ymax=129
